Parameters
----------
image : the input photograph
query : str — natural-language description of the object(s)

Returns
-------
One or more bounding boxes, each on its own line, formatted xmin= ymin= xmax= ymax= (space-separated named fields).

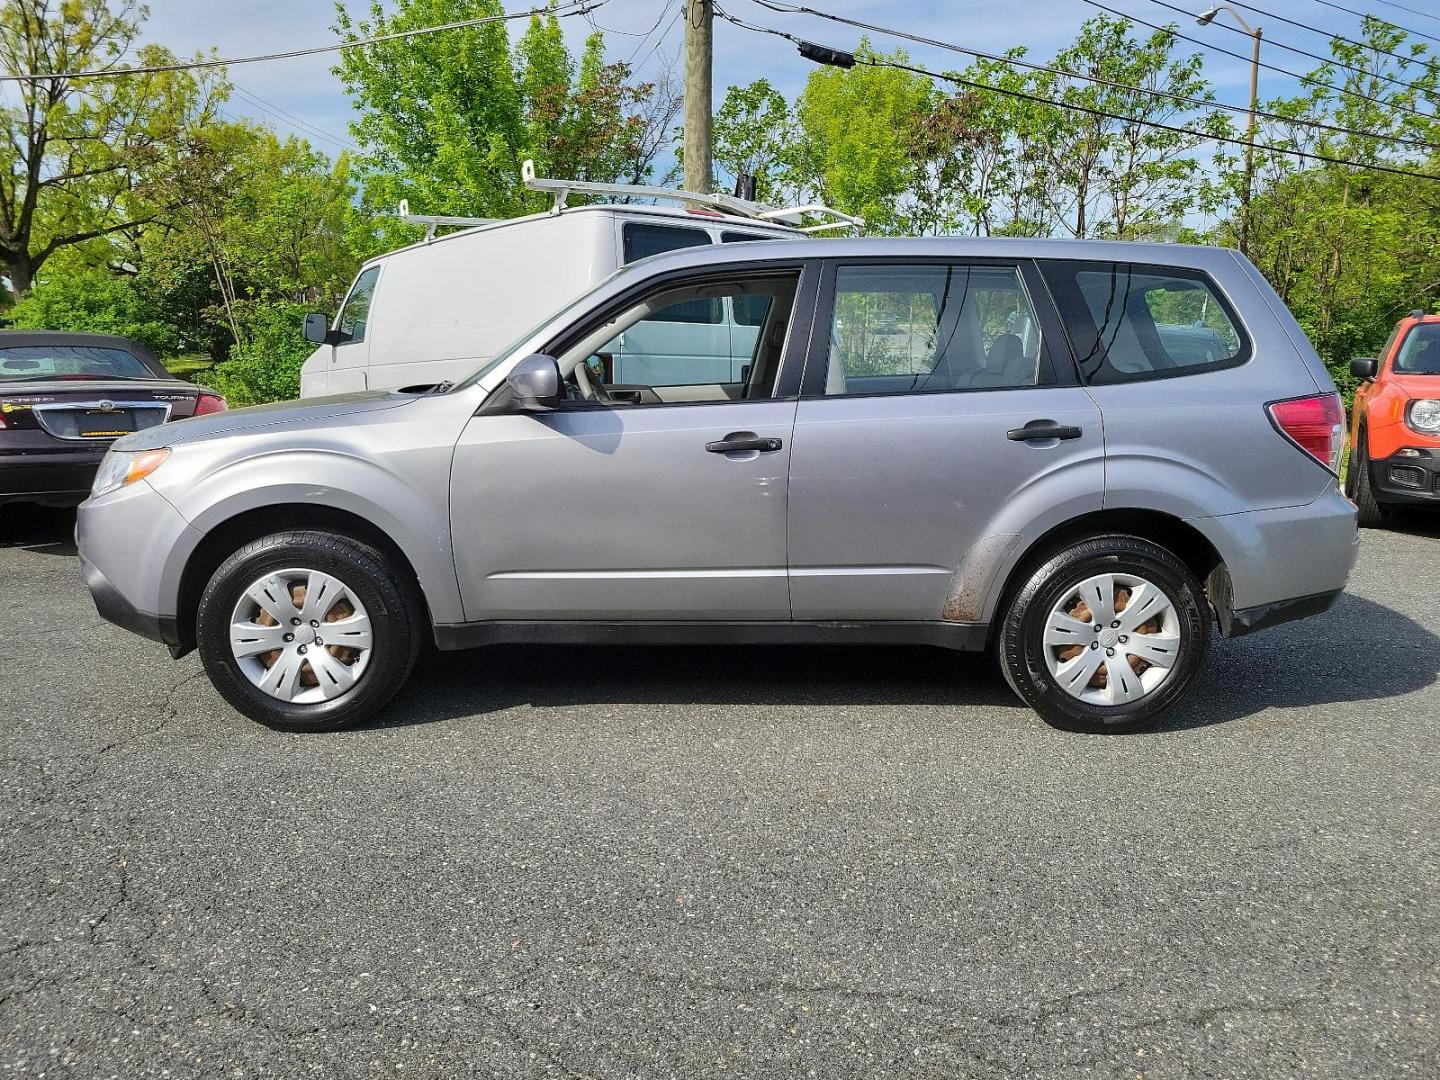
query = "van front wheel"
xmin=997 ymin=535 xmax=1210 ymax=733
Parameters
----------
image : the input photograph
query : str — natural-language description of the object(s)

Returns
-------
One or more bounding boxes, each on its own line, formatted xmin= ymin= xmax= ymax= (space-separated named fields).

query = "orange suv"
xmin=1347 ymin=310 xmax=1440 ymax=526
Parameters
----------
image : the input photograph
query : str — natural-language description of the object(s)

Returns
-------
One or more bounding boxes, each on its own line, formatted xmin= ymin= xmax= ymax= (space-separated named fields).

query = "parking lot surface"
xmin=1 ymin=506 xmax=1437 ymax=1079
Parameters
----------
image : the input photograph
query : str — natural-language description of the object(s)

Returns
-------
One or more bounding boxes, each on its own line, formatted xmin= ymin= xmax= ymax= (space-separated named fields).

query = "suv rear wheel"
xmin=997 ymin=535 xmax=1210 ymax=732
xmin=196 ymin=530 xmax=422 ymax=731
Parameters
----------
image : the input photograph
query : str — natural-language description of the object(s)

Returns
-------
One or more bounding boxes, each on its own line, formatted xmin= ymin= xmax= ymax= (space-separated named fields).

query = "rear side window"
xmin=1040 ymin=261 xmax=1247 ymax=384
xmin=622 ymin=223 xmax=712 ymax=263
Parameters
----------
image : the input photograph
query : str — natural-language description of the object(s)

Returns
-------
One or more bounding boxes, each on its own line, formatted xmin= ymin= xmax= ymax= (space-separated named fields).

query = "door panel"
xmin=451 ymin=401 xmax=796 ymax=621
xmin=787 ymin=389 xmax=1103 ymax=619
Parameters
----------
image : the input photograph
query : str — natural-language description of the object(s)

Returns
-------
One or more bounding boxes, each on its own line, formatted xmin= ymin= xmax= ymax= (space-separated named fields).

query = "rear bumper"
xmin=0 ymin=446 xmax=105 ymax=505
xmin=1369 ymin=448 xmax=1440 ymax=506
xmin=1227 ymin=588 xmax=1342 ymax=637
xmin=1188 ymin=482 xmax=1358 ymax=632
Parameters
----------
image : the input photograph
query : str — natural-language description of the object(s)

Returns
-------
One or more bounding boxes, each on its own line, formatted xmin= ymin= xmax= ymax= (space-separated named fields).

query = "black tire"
xmin=1346 ymin=432 xmax=1391 ymax=529
xmin=997 ymin=534 xmax=1211 ymax=733
xmin=196 ymin=530 xmax=422 ymax=732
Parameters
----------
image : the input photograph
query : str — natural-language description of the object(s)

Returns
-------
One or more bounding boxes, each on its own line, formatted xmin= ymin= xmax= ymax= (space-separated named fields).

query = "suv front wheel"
xmin=196 ymin=530 xmax=422 ymax=731
xmin=997 ymin=535 xmax=1211 ymax=732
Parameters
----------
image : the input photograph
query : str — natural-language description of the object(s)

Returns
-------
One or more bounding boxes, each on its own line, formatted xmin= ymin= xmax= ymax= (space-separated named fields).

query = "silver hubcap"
xmin=1042 ymin=572 xmax=1182 ymax=707
xmin=229 ymin=568 xmax=374 ymax=704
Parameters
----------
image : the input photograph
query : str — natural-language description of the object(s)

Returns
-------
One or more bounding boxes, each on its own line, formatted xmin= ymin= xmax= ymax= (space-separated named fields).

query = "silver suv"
xmin=76 ymin=239 xmax=1358 ymax=733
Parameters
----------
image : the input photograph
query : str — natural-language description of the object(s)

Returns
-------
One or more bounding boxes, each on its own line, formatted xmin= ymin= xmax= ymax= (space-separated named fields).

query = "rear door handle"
xmin=1007 ymin=419 xmax=1084 ymax=442
xmin=706 ymin=431 xmax=784 ymax=454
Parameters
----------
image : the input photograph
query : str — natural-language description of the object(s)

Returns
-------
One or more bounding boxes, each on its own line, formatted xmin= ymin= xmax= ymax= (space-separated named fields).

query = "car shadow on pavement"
xmin=366 ymin=590 xmax=1437 ymax=734
xmin=0 ymin=504 xmax=77 ymax=556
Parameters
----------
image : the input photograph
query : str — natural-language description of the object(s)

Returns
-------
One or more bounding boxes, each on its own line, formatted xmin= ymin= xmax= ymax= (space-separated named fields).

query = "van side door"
xmin=784 ymin=258 xmax=1105 ymax=622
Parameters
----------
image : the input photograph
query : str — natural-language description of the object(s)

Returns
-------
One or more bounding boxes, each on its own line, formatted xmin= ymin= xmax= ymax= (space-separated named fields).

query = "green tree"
xmin=793 ymin=44 xmax=943 ymax=233
xmin=333 ymin=0 xmax=670 ymax=219
xmin=0 ymin=0 xmax=219 ymax=297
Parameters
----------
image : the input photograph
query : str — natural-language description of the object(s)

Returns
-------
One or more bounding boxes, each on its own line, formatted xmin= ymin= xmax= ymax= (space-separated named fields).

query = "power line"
xmin=1365 ymin=0 xmax=1440 ymax=27
xmin=1 ymin=1 xmax=606 ymax=82
xmin=229 ymin=84 xmax=363 ymax=154
xmin=1222 ymin=0 xmax=1440 ymax=63
xmin=1306 ymin=0 xmax=1440 ymax=47
xmin=714 ymin=5 xmax=1440 ymax=184
xmin=1142 ymin=0 xmax=1436 ymax=101
xmin=1082 ymin=0 xmax=1439 ymax=125
xmin=628 ymin=5 xmax=684 ymax=74
xmin=750 ymin=1 xmax=1440 ymax=152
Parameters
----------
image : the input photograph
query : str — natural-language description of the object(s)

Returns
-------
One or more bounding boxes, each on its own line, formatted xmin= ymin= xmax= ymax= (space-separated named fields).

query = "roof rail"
xmin=519 ymin=159 xmax=863 ymax=234
xmin=396 ymin=199 xmax=496 ymax=242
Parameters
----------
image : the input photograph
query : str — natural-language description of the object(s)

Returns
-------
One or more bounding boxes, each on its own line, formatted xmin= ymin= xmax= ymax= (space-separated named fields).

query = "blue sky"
xmin=139 ymin=0 xmax=1434 ymax=175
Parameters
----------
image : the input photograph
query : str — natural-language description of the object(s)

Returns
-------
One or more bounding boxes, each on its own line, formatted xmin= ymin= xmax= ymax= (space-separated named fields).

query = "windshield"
xmin=1395 ymin=324 xmax=1440 ymax=375
xmin=0 ymin=344 xmax=152 ymax=382
xmin=450 ymin=266 xmax=636 ymax=392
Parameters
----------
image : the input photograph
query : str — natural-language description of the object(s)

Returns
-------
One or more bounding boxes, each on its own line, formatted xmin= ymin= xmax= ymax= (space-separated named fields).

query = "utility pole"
xmin=1196 ymin=5 xmax=1262 ymax=254
xmin=683 ymin=0 xmax=713 ymax=195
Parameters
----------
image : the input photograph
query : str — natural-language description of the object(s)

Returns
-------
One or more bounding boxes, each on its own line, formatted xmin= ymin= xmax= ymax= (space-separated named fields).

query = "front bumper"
xmin=76 ymin=480 xmax=200 ymax=652
xmin=80 ymin=552 xmax=181 ymax=648
xmin=1370 ymin=448 xmax=1440 ymax=506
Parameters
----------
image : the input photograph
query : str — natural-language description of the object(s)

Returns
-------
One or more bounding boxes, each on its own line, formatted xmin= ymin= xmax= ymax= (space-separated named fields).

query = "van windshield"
xmin=450 ymin=267 xmax=635 ymax=392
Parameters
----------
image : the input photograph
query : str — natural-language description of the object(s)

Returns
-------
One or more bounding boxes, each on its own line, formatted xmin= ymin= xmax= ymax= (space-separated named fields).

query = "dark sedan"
xmin=0 ymin=330 xmax=225 ymax=507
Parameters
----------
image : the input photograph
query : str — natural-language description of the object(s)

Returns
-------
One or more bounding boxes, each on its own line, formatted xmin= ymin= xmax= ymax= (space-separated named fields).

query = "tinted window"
xmin=622 ymin=223 xmax=712 ymax=263
xmin=1394 ymin=324 xmax=1440 ymax=374
xmin=0 ymin=345 xmax=151 ymax=381
xmin=338 ymin=266 xmax=381 ymax=343
xmin=1041 ymin=262 xmax=1246 ymax=384
xmin=722 ymin=231 xmax=778 ymax=243
xmin=820 ymin=263 xmax=1049 ymax=396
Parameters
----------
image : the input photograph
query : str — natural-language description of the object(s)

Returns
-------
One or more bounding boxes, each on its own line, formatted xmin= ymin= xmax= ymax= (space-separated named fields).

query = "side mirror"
xmin=506 ymin=353 xmax=562 ymax=411
xmin=1350 ymin=356 xmax=1378 ymax=380
xmin=303 ymin=312 xmax=351 ymax=347
xmin=302 ymin=312 xmax=330 ymax=345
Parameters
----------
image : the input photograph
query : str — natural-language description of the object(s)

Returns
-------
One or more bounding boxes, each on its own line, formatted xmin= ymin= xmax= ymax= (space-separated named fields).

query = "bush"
xmin=6 ymin=273 xmax=181 ymax=355
xmin=198 ymin=302 xmax=313 ymax=407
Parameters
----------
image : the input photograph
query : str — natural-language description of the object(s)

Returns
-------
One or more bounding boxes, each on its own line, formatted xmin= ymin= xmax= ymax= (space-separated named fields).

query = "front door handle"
xmin=706 ymin=431 xmax=783 ymax=454
xmin=1007 ymin=419 xmax=1084 ymax=442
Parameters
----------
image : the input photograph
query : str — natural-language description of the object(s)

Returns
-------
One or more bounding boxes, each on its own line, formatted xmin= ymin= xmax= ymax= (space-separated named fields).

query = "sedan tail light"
xmin=193 ymin=391 xmax=227 ymax=415
xmin=1267 ymin=392 xmax=1344 ymax=474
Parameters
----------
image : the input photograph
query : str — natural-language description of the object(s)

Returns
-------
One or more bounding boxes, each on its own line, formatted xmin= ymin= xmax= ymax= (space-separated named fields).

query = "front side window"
xmin=337 ymin=266 xmax=381 ymax=344
xmin=820 ymin=263 xmax=1048 ymax=396
xmin=1041 ymin=262 xmax=1246 ymax=384
xmin=1394 ymin=323 xmax=1440 ymax=375
xmin=561 ymin=273 xmax=800 ymax=400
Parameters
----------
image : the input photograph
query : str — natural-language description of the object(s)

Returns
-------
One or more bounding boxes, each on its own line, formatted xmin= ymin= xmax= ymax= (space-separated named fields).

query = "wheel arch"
xmin=982 ymin=508 xmax=1226 ymax=645
xmin=172 ymin=503 xmax=435 ymax=656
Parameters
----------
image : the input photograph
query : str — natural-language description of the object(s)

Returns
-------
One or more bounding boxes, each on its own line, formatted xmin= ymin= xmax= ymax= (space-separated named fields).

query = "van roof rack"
xmin=520 ymin=159 xmax=863 ymax=233
xmin=396 ymin=199 xmax=498 ymax=242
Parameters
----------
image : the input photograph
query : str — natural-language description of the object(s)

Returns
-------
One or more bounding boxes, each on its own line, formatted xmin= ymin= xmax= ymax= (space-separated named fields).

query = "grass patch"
xmin=163 ymin=354 xmax=216 ymax=381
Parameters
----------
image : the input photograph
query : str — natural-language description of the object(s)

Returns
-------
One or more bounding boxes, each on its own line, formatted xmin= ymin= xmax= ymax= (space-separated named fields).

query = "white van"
xmin=298 ymin=165 xmax=861 ymax=397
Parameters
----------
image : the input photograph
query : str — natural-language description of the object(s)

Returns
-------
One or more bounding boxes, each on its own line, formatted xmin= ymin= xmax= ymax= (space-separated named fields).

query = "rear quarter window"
xmin=622 ymin=223 xmax=713 ymax=263
xmin=1040 ymin=261 xmax=1249 ymax=384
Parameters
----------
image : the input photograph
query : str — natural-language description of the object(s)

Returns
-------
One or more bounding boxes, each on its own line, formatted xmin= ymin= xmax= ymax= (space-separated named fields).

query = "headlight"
xmin=1407 ymin=399 xmax=1440 ymax=434
xmin=91 ymin=448 xmax=171 ymax=498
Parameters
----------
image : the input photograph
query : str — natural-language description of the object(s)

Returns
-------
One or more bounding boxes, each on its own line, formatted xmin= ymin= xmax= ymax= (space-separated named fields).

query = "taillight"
xmin=193 ymin=391 xmax=227 ymax=415
xmin=1267 ymin=392 xmax=1344 ymax=474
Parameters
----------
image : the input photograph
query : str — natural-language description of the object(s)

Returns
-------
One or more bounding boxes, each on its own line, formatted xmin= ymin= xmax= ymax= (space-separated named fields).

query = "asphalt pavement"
xmin=1 ymin=505 xmax=1437 ymax=1079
